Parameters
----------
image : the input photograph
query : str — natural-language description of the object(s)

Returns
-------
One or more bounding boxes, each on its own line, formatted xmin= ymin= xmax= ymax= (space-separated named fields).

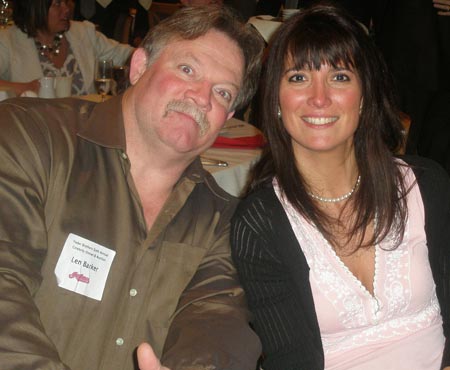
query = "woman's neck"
xmin=36 ymin=29 xmax=57 ymax=44
xmin=295 ymin=148 xmax=359 ymax=199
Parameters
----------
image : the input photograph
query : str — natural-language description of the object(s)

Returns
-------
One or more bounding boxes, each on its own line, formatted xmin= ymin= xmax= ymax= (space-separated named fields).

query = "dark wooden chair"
xmin=148 ymin=2 xmax=183 ymax=28
xmin=113 ymin=8 xmax=136 ymax=45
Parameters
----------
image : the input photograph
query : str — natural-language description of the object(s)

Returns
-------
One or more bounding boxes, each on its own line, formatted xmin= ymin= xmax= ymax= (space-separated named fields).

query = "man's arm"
xmin=160 ymin=217 xmax=261 ymax=370
xmin=0 ymin=102 xmax=69 ymax=369
xmin=433 ymin=0 xmax=450 ymax=15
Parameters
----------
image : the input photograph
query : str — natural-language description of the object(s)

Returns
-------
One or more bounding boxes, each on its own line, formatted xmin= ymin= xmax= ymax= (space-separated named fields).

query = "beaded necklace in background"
xmin=34 ymin=32 xmax=64 ymax=59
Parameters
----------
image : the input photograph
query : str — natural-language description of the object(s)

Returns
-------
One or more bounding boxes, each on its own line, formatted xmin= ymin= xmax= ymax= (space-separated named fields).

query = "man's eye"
xmin=180 ymin=65 xmax=193 ymax=74
xmin=217 ymin=89 xmax=232 ymax=101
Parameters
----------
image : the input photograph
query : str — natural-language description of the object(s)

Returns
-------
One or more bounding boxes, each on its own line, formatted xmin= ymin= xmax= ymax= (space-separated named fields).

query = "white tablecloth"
xmin=203 ymin=118 xmax=263 ymax=197
xmin=248 ymin=16 xmax=282 ymax=43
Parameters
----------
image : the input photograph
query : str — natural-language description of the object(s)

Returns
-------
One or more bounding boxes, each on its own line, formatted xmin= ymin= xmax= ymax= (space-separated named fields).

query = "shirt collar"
xmin=78 ymin=95 xmax=126 ymax=150
xmin=77 ymin=95 xmax=210 ymax=184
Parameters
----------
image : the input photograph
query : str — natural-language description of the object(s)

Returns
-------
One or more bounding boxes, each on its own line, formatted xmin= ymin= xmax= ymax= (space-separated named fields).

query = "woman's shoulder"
xmin=398 ymin=155 xmax=450 ymax=208
xmin=67 ymin=20 xmax=97 ymax=37
xmin=0 ymin=24 xmax=27 ymax=43
xmin=233 ymin=183 xmax=285 ymax=223
xmin=399 ymin=154 xmax=450 ymax=184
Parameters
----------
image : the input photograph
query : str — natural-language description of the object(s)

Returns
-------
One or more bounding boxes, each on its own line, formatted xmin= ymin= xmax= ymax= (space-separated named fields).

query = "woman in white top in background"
xmin=231 ymin=2 xmax=450 ymax=369
xmin=0 ymin=0 xmax=133 ymax=97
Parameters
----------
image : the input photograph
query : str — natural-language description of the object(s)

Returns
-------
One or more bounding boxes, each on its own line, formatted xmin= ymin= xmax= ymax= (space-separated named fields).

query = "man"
xmin=0 ymin=5 xmax=264 ymax=369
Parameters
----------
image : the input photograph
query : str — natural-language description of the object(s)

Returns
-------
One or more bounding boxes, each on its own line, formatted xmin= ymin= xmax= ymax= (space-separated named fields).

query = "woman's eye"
xmin=288 ymin=74 xmax=306 ymax=82
xmin=333 ymin=73 xmax=350 ymax=82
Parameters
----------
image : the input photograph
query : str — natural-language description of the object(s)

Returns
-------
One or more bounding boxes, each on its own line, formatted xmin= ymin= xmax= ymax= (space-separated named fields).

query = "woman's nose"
xmin=307 ymin=81 xmax=331 ymax=108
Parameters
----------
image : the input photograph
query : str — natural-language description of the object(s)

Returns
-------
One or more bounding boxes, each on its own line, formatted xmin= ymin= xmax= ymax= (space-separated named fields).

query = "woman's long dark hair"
xmin=250 ymin=2 xmax=408 ymax=251
xmin=13 ymin=0 xmax=53 ymax=37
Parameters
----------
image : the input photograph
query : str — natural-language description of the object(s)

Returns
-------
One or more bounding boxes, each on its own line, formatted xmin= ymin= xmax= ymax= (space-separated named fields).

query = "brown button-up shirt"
xmin=0 ymin=96 xmax=261 ymax=369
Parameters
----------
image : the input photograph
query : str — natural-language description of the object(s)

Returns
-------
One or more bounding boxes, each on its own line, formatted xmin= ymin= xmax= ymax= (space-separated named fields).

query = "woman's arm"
xmin=410 ymin=156 xmax=450 ymax=369
xmin=231 ymin=193 xmax=324 ymax=370
xmin=0 ymin=79 xmax=40 ymax=97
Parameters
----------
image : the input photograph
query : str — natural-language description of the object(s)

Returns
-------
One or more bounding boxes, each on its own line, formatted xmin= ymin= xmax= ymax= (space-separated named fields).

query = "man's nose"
xmin=184 ymin=81 xmax=213 ymax=111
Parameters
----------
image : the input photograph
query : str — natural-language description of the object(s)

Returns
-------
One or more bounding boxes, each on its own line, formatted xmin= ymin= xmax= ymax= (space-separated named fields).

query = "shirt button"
xmin=116 ymin=337 xmax=124 ymax=346
xmin=121 ymin=152 xmax=128 ymax=160
xmin=129 ymin=288 xmax=137 ymax=297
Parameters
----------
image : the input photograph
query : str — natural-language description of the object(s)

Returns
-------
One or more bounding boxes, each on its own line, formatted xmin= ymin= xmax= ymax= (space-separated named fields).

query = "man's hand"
xmin=137 ymin=342 xmax=171 ymax=370
xmin=433 ymin=0 xmax=450 ymax=15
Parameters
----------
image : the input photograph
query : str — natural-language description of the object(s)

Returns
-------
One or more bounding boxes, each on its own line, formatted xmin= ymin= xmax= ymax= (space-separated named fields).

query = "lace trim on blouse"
xmin=273 ymin=167 xmax=442 ymax=356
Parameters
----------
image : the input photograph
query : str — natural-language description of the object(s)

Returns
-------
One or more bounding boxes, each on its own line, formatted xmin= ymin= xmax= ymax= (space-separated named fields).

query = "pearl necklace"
xmin=35 ymin=32 xmax=64 ymax=58
xmin=309 ymin=175 xmax=361 ymax=203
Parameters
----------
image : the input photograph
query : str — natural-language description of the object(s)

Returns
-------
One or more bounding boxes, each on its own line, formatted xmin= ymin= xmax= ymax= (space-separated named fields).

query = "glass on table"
xmin=94 ymin=59 xmax=113 ymax=102
xmin=112 ymin=65 xmax=130 ymax=95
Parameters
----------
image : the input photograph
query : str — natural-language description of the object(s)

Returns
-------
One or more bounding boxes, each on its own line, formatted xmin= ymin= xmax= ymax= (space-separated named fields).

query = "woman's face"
xmin=279 ymin=59 xmax=363 ymax=160
xmin=47 ymin=0 xmax=71 ymax=33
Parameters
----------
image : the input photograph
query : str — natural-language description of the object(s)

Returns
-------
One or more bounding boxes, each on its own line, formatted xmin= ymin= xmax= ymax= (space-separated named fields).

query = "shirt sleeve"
xmin=0 ymin=102 xmax=70 ymax=369
xmin=411 ymin=156 xmax=450 ymax=369
xmin=229 ymin=193 xmax=324 ymax=370
xmin=161 ymin=210 xmax=262 ymax=370
xmin=86 ymin=20 xmax=134 ymax=67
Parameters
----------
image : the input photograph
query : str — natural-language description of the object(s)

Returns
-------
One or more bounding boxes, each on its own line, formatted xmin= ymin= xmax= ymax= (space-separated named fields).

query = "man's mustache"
xmin=164 ymin=100 xmax=210 ymax=136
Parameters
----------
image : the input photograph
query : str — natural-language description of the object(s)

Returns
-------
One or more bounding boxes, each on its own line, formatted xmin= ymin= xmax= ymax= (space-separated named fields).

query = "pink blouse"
xmin=274 ymin=164 xmax=445 ymax=370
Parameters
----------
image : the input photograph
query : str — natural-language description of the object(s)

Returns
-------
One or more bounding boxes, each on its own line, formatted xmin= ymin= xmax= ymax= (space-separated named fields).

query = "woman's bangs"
xmin=286 ymin=31 xmax=356 ymax=71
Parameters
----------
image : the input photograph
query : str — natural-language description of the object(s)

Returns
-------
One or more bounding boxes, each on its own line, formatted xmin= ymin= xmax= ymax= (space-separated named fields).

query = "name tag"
xmin=54 ymin=233 xmax=116 ymax=301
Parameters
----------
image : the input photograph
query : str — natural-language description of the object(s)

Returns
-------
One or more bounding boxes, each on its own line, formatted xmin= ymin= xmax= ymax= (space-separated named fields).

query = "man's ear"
xmin=226 ymin=110 xmax=235 ymax=121
xmin=129 ymin=48 xmax=148 ymax=85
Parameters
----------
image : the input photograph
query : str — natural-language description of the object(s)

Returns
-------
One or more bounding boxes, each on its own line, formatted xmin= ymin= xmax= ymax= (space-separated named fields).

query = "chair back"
xmin=113 ymin=8 xmax=137 ymax=45
xmin=148 ymin=2 xmax=183 ymax=28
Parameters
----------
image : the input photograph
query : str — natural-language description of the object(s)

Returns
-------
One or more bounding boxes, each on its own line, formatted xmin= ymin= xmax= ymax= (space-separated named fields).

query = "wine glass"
xmin=94 ymin=59 xmax=113 ymax=102
xmin=112 ymin=65 xmax=130 ymax=95
xmin=0 ymin=1 xmax=13 ymax=28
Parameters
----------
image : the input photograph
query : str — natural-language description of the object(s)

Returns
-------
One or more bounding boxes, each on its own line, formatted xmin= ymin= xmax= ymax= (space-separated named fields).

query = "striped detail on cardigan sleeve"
xmin=231 ymin=197 xmax=322 ymax=370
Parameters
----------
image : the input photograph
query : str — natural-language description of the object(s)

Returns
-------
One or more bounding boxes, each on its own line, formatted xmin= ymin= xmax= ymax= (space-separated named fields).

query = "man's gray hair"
xmin=140 ymin=5 xmax=264 ymax=111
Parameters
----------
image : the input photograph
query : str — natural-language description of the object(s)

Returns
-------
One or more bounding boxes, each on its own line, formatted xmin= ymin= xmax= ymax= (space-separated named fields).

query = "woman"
xmin=0 ymin=0 xmax=133 ymax=96
xmin=231 ymin=3 xmax=450 ymax=370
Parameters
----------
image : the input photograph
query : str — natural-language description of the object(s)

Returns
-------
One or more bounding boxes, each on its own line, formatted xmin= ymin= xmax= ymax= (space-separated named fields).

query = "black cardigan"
xmin=231 ymin=156 xmax=450 ymax=370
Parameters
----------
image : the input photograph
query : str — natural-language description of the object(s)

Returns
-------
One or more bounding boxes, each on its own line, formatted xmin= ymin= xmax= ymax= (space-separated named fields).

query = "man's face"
xmin=128 ymin=30 xmax=244 ymax=158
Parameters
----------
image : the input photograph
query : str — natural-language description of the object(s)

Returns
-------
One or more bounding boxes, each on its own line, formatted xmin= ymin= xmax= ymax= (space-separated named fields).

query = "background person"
xmin=231 ymin=3 xmax=450 ymax=369
xmin=0 ymin=0 xmax=133 ymax=97
xmin=0 ymin=5 xmax=264 ymax=369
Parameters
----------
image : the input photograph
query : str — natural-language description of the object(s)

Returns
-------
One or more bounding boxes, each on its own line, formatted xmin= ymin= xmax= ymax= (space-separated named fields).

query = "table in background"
xmin=248 ymin=15 xmax=282 ymax=43
xmin=204 ymin=118 xmax=263 ymax=197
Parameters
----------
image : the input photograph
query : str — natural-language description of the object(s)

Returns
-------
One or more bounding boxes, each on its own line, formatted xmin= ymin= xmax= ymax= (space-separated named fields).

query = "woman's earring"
xmin=277 ymin=106 xmax=282 ymax=119
xmin=359 ymin=99 xmax=363 ymax=115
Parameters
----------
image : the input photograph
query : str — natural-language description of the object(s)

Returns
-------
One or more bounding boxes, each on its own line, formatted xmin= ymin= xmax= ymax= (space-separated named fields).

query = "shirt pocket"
xmin=148 ymin=241 xmax=206 ymax=326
